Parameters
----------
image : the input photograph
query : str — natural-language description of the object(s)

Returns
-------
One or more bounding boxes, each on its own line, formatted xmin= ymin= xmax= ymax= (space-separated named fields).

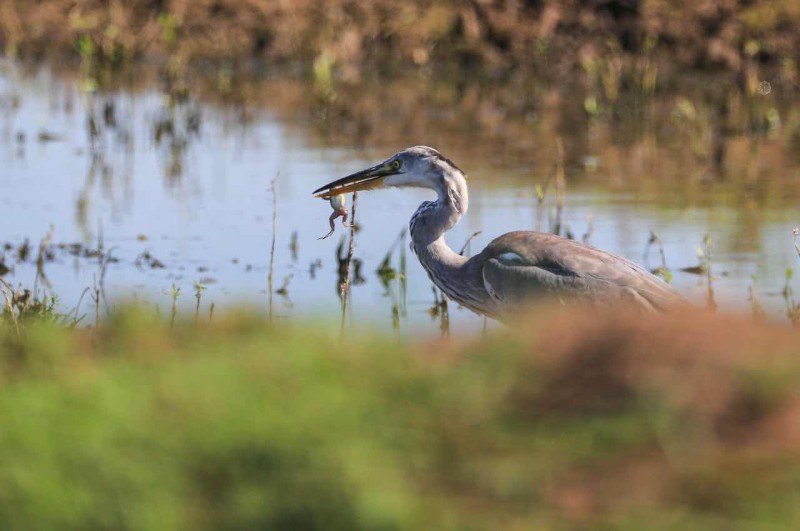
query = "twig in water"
xmin=399 ymin=229 xmax=407 ymax=319
xmin=289 ymin=230 xmax=298 ymax=262
xmin=784 ymin=229 xmax=800 ymax=325
xmin=581 ymin=215 xmax=595 ymax=244
xmin=91 ymin=274 xmax=101 ymax=328
xmin=643 ymin=230 xmax=672 ymax=282
xmin=71 ymin=286 xmax=91 ymax=327
xmin=268 ymin=173 xmax=278 ymax=321
xmin=552 ymin=137 xmax=566 ymax=236
xmin=439 ymin=295 xmax=450 ymax=338
xmin=276 ymin=274 xmax=292 ymax=296
xmin=34 ymin=228 xmax=54 ymax=295
xmin=98 ymin=247 xmax=116 ymax=316
xmin=534 ymin=186 xmax=546 ymax=231
xmin=376 ymin=228 xmax=407 ymax=293
xmin=428 ymin=286 xmax=450 ymax=338
xmin=459 ymin=231 xmax=483 ymax=256
xmin=534 ymin=158 xmax=556 ymax=232
xmin=701 ymin=234 xmax=716 ymax=311
xmin=170 ymin=283 xmax=180 ymax=327
xmin=375 ymin=229 xmax=408 ymax=329
xmin=339 ymin=191 xmax=358 ymax=335
xmin=793 ymin=227 xmax=800 ymax=257
xmin=276 ymin=274 xmax=294 ymax=308
xmin=194 ymin=281 xmax=206 ymax=323
xmin=0 ymin=278 xmax=19 ymax=336
xmin=782 ymin=268 xmax=800 ymax=326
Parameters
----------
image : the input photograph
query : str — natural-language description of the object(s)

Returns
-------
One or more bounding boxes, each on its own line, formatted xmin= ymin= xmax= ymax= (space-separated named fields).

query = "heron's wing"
xmin=479 ymin=231 xmax=687 ymax=311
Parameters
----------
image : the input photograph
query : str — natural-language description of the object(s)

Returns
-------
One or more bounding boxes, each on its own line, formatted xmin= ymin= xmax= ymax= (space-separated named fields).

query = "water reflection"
xmin=1 ymin=59 xmax=800 ymax=335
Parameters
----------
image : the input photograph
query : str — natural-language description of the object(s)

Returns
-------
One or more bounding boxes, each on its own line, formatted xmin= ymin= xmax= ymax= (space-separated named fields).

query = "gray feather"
xmin=478 ymin=231 xmax=687 ymax=312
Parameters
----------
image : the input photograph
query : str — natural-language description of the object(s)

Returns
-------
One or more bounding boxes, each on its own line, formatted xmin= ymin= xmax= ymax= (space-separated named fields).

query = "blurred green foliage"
xmin=1 ymin=309 xmax=800 ymax=529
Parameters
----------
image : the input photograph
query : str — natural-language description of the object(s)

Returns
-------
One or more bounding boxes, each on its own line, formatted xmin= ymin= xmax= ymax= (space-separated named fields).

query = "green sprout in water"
xmin=194 ymin=282 xmax=207 ymax=322
xmin=169 ymin=283 xmax=180 ymax=327
xmin=644 ymin=230 xmax=672 ymax=283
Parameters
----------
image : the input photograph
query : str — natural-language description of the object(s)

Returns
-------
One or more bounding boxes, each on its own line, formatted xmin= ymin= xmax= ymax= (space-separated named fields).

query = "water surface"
xmin=2 ymin=61 xmax=799 ymax=334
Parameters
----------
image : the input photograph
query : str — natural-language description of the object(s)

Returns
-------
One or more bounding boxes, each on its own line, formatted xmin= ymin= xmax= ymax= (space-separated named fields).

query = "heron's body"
xmin=314 ymin=146 xmax=686 ymax=321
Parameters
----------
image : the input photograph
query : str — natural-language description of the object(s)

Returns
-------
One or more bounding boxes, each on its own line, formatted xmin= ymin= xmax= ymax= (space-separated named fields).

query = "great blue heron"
xmin=313 ymin=146 xmax=687 ymax=320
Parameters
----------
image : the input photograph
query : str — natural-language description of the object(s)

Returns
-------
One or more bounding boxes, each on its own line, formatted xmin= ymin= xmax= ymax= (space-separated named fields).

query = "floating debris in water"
xmin=16 ymin=239 xmax=31 ymax=262
xmin=103 ymin=100 xmax=116 ymax=128
xmin=289 ymin=230 xmax=298 ymax=261
xmin=318 ymin=194 xmax=352 ymax=240
xmin=37 ymin=130 xmax=63 ymax=143
xmin=680 ymin=265 xmax=707 ymax=275
xmin=276 ymin=274 xmax=293 ymax=296
xmin=135 ymin=250 xmax=166 ymax=269
xmin=335 ymin=238 xmax=364 ymax=287
xmin=309 ymin=258 xmax=322 ymax=279
xmin=59 ymin=242 xmax=112 ymax=260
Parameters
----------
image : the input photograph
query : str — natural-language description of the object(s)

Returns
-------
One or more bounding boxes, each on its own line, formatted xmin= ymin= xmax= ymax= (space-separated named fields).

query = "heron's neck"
xmin=410 ymin=175 xmax=469 ymax=273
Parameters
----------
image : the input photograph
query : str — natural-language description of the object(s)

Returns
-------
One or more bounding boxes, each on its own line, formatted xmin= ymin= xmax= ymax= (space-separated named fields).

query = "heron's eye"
xmin=391 ymin=160 xmax=402 ymax=170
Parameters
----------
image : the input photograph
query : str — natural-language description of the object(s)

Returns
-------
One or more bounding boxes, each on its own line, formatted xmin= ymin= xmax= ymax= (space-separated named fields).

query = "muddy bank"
xmin=2 ymin=0 xmax=799 ymax=83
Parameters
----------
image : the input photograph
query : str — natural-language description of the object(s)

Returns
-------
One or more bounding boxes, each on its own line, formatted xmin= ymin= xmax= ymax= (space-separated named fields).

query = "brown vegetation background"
xmin=2 ymin=0 xmax=799 ymax=80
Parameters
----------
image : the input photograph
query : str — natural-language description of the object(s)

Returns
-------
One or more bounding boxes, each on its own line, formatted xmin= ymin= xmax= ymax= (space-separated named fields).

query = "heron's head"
xmin=312 ymin=146 xmax=465 ymax=201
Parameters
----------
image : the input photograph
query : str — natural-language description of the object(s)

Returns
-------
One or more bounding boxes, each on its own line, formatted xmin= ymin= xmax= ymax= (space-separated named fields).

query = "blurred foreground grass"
xmin=2 ymin=307 xmax=800 ymax=529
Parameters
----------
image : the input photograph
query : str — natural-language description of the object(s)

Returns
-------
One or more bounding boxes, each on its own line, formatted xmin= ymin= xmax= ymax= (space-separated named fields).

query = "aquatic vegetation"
xmin=193 ymin=281 xmax=206 ymax=322
xmin=644 ymin=230 xmax=672 ymax=283
xmin=337 ymin=192 xmax=359 ymax=333
xmin=781 ymin=268 xmax=800 ymax=326
xmin=0 ymin=279 xmax=58 ymax=327
xmin=275 ymin=274 xmax=292 ymax=300
xmin=289 ymin=230 xmax=298 ymax=262
xmin=134 ymin=250 xmax=166 ymax=269
xmin=376 ymin=229 xmax=408 ymax=331
xmin=428 ymin=286 xmax=450 ymax=337
xmin=168 ymin=283 xmax=180 ymax=327
xmin=458 ymin=230 xmax=482 ymax=256
xmin=3 ymin=27 xmax=800 ymax=330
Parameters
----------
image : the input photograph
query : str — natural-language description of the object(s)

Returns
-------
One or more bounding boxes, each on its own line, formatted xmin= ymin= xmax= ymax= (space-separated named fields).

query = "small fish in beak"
xmin=317 ymin=194 xmax=353 ymax=240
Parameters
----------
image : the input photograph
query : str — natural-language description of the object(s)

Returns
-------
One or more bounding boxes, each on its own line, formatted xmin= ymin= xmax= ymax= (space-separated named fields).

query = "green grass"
xmin=1 ymin=309 xmax=800 ymax=530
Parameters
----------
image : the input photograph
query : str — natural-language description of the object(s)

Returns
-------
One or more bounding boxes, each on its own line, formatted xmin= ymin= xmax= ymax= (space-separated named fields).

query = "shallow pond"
xmin=2 ymin=60 xmax=800 ymax=335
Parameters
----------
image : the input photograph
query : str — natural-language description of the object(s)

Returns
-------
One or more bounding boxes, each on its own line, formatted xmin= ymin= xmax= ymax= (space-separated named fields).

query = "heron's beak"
xmin=312 ymin=162 xmax=399 ymax=199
